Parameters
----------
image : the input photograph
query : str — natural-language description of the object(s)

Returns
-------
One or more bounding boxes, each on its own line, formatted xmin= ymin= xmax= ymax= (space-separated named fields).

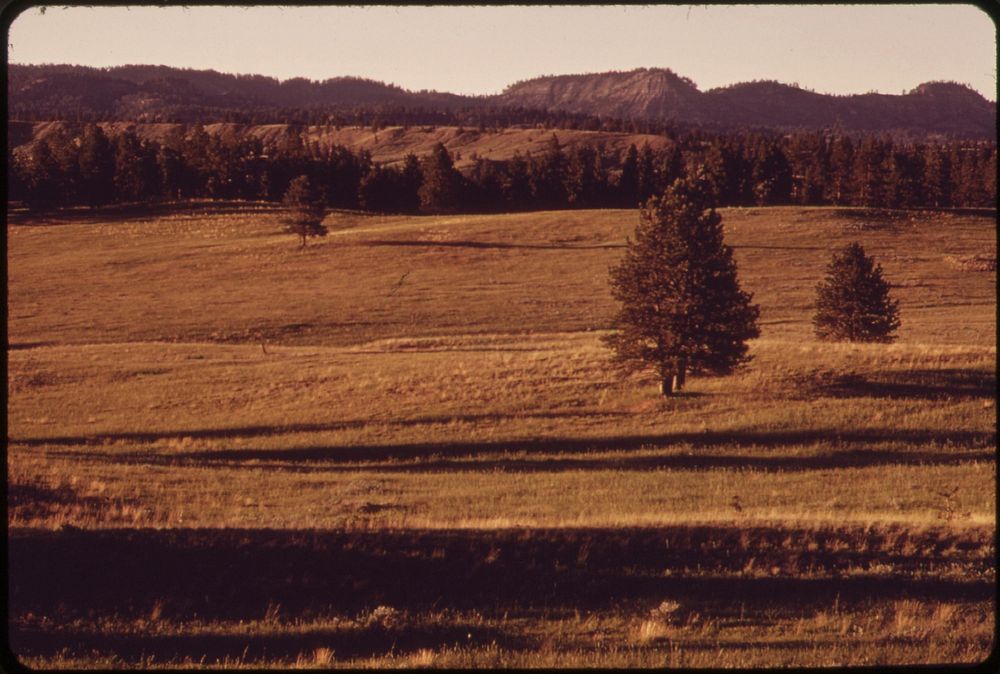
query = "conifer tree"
xmin=21 ymin=139 xmax=65 ymax=212
xmin=282 ymin=174 xmax=328 ymax=247
xmin=77 ymin=124 xmax=115 ymax=207
xmin=113 ymin=130 xmax=157 ymax=203
xmin=529 ymin=134 xmax=568 ymax=208
xmin=502 ymin=151 xmax=532 ymax=210
xmin=637 ymin=142 xmax=658 ymax=203
xmin=853 ymin=137 xmax=888 ymax=207
xmin=418 ymin=143 xmax=463 ymax=213
xmin=156 ymin=145 xmax=185 ymax=200
xmin=358 ymin=165 xmax=397 ymax=213
xmin=399 ymin=153 xmax=423 ymax=213
xmin=826 ymin=136 xmax=855 ymax=205
xmin=617 ymin=144 xmax=640 ymax=207
xmin=565 ymin=144 xmax=599 ymax=208
xmin=922 ymin=144 xmax=952 ymax=208
xmin=657 ymin=144 xmax=686 ymax=195
xmin=604 ymin=177 xmax=760 ymax=395
xmin=813 ymin=242 xmax=900 ymax=342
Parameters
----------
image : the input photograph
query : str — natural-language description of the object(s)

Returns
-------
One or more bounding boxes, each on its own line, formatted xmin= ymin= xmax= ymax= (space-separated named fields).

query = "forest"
xmin=10 ymin=122 xmax=996 ymax=215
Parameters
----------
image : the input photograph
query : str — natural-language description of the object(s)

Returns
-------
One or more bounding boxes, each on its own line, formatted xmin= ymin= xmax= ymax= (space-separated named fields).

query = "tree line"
xmin=10 ymin=123 xmax=995 ymax=213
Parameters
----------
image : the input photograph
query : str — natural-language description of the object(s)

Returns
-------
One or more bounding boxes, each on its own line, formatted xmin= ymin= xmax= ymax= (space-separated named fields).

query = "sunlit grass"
xmin=6 ymin=204 xmax=996 ymax=667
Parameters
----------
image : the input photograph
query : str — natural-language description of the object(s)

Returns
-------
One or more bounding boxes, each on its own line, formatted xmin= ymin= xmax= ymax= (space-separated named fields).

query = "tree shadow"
xmin=165 ymin=428 xmax=993 ymax=471
xmin=39 ymin=427 xmax=995 ymax=474
xmin=11 ymin=621 xmax=528 ymax=663
xmin=348 ymin=346 xmax=574 ymax=354
xmin=8 ymin=482 xmax=80 ymax=509
xmin=13 ymin=410 xmax=632 ymax=447
xmin=819 ymin=369 xmax=996 ymax=400
xmin=9 ymin=526 xmax=992 ymax=625
xmin=832 ymin=207 xmax=997 ymax=219
xmin=7 ymin=200 xmax=283 ymax=226
xmin=7 ymin=341 xmax=58 ymax=350
xmin=7 ymin=482 xmax=117 ymax=521
xmin=277 ymin=447 xmax=996 ymax=474
xmin=362 ymin=238 xmax=624 ymax=251
xmin=831 ymin=208 xmax=914 ymax=222
xmin=731 ymin=244 xmax=826 ymax=251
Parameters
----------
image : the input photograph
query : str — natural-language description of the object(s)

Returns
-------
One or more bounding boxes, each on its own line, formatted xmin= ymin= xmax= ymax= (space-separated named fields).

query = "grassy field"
xmin=6 ymin=203 xmax=996 ymax=668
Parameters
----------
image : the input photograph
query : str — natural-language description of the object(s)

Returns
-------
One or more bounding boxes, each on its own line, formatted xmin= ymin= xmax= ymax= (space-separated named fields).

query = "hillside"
xmin=8 ymin=63 xmax=996 ymax=138
xmin=8 ymin=120 xmax=672 ymax=169
xmin=8 ymin=206 xmax=995 ymax=349
xmin=7 ymin=204 xmax=996 ymax=667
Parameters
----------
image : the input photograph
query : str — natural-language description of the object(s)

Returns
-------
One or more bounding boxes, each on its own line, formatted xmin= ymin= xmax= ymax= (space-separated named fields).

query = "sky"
xmin=6 ymin=4 xmax=997 ymax=101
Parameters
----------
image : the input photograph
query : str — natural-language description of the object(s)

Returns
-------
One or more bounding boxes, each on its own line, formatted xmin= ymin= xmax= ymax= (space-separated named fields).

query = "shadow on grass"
xmin=819 ymin=369 xmax=996 ymax=400
xmin=7 ymin=482 xmax=95 ymax=512
xmin=266 ymin=447 xmax=996 ymax=474
xmin=11 ymin=621 xmax=527 ymax=663
xmin=362 ymin=238 xmax=624 ymax=251
xmin=831 ymin=207 xmax=997 ymax=220
xmin=7 ymin=481 xmax=144 ymax=525
xmin=11 ymin=410 xmax=632 ymax=447
xmin=730 ymin=244 xmax=826 ymax=252
xmin=8 ymin=527 xmax=992 ymax=640
xmin=37 ymin=428 xmax=996 ymax=473
xmin=7 ymin=341 xmax=58 ymax=351
xmin=174 ymin=428 xmax=993 ymax=471
xmin=7 ymin=200 xmax=283 ymax=226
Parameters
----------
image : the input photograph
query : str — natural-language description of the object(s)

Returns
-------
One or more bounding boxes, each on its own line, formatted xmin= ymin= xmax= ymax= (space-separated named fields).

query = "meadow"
xmin=6 ymin=202 xmax=996 ymax=667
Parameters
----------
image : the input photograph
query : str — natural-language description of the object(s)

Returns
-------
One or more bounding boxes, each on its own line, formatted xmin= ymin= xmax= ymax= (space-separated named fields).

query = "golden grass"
xmin=8 ymin=206 xmax=995 ymax=349
xmin=11 ymin=599 xmax=994 ymax=669
xmin=8 ymin=334 xmax=994 ymax=531
xmin=6 ymin=203 xmax=996 ymax=668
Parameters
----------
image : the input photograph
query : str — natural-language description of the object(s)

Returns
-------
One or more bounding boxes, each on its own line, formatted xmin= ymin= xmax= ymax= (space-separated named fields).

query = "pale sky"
xmin=7 ymin=4 xmax=997 ymax=101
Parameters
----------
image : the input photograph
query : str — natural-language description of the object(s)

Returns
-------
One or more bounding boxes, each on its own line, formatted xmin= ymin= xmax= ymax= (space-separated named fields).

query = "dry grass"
xmin=7 ymin=206 xmax=995 ymax=349
xmin=945 ymin=253 xmax=997 ymax=272
xmin=6 ymin=203 xmax=996 ymax=668
xmin=7 ymin=335 xmax=994 ymax=531
xmin=11 ymin=599 xmax=995 ymax=669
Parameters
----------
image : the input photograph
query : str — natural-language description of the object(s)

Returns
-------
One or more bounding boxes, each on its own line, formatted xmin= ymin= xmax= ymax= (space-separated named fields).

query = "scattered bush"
xmin=945 ymin=254 xmax=996 ymax=272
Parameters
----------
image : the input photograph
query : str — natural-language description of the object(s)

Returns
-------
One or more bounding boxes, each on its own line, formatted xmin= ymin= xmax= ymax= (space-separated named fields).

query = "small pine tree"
xmin=604 ymin=177 xmax=760 ymax=395
xmin=282 ymin=175 xmax=328 ymax=247
xmin=813 ymin=242 xmax=900 ymax=342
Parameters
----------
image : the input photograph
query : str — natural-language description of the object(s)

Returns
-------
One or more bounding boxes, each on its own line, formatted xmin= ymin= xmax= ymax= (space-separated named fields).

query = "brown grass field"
xmin=6 ymin=203 xmax=997 ymax=668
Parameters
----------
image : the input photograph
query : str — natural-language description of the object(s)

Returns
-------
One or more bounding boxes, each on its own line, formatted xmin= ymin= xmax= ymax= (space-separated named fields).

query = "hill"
xmin=8 ymin=63 xmax=996 ymax=138
xmin=499 ymin=69 xmax=996 ymax=138
xmin=7 ymin=63 xmax=468 ymax=114
xmin=497 ymin=68 xmax=704 ymax=120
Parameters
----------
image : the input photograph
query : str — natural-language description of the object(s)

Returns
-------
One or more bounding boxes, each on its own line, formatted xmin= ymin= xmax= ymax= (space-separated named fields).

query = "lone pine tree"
xmin=282 ymin=175 xmax=328 ymax=247
xmin=813 ymin=242 xmax=900 ymax=342
xmin=604 ymin=177 xmax=760 ymax=395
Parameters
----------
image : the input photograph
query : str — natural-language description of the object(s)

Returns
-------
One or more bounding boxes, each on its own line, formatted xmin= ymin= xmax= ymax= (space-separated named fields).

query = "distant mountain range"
xmin=8 ymin=64 xmax=996 ymax=139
